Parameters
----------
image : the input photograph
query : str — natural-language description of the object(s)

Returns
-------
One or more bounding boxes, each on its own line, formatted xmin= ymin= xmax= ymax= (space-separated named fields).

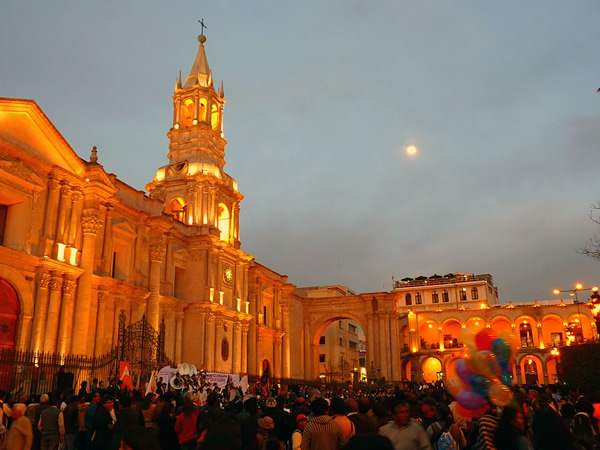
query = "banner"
xmin=157 ymin=366 xmax=177 ymax=387
xmin=119 ymin=362 xmax=133 ymax=390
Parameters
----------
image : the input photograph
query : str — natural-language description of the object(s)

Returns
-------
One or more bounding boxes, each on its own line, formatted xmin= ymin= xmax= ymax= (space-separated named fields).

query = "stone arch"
xmin=164 ymin=196 xmax=188 ymax=224
xmin=464 ymin=316 xmax=486 ymax=333
xmin=444 ymin=355 xmax=461 ymax=380
xmin=517 ymin=354 xmax=544 ymax=385
xmin=0 ymin=278 xmax=20 ymax=350
xmin=515 ymin=315 xmax=538 ymax=347
xmin=418 ymin=319 xmax=440 ymax=350
xmin=541 ymin=314 xmax=566 ymax=347
xmin=421 ymin=355 xmax=443 ymax=383
xmin=489 ymin=315 xmax=512 ymax=336
xmin=566 ymin=313 xmax=593 ymax=340
xmin=441 ymin=319 xmax=462 ymax=349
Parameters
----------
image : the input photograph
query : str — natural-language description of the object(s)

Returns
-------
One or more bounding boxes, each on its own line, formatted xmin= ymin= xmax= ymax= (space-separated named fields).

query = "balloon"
xmin=469 ymin=374 xmax=492 ymax=397
xmin=501 ymin=373 xmax=513 ymax=387
xmin=456 ymin=359 xmax=472 ymax=385
xmin=491 ymin=338 xmax=511 ymax=361
xmin=455 ymin=402 xmax=489 ymax=418
xmin=457 ymin=389 xmax=488 ymax=410
xmin=470 ymin=350 xmax=496 ymax=379
xmin=489 ymin=382 xmax=513 ymax=407
xmin=475 ymin=329 xmax=497 ymax=351
xmin=446 ymin=377 xmax=466 ymax=398
xmin=459 ymin=328 xmax=476 ymax=348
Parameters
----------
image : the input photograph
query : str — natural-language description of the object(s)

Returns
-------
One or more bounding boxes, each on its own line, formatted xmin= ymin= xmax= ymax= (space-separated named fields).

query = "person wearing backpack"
xmin=426 ymin=404 xmax=466 ymax=450
xmin=288 ymin=414 xmax=307 ymax=450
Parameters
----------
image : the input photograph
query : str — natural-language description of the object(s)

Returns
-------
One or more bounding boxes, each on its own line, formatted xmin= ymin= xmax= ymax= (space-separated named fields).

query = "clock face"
xmin=223 ymin=267 xmax=234 ymax=284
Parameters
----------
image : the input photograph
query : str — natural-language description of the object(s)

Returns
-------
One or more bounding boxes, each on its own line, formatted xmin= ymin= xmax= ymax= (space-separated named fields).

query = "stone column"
xmin=94 ymin=291 xmax=107 ymax=356
xmin=42 ymin=178 xmax=61 ymax=255
xmin=256 ymin=333 xmax=264 ymax=377
xmin=100 ymin=205 xmax=113 ymax=275
xmin=281 ymin=303 xmax=291 ymax=379
xmin=57 ymin=275 xmax=76 ymax=355
xmin=233 ymin=321 xmax=242 ymax=374
xmin=304 ymin=316 xmax=311 ymax=380
xmin=274 ymin=335 xmax=282 ymax=381
xmin=55 ymin=184 xmax=71 ymax=246
xmin=165 ymin=310 xmax=176 ymax=360
xmin=43 ymin=272 xmax=63 ymax=353
xmin=367 ymin=313 xmax=375 ymax=372
xmin=148 ymin=244 xmax=165 ymax=331
xmin=389 ymin=314 xmax=400 ymax=382
xmin=71 ymin=209 xmax=102 ymax=355
xmin=204 ymin=313 xmax=216 ymax=370
xmin=311 ymin=344 xmax=320 ymax=381
xmin=537 ymin=325 xmax=544 ymax=348
xmin=241 ymin=323 xmax=249 ymax=373
xmin=378 ymin=313 xmax=389 ymax=379
xmin=112 ymin=299 xmax=123 ymax=348
xmin=30 ymin=273 xmax=50 ymax=353
xmin=175 ymin=313 xmax=184 ymax=365
xmin=65 ymin=190 xmax=83 ymax=264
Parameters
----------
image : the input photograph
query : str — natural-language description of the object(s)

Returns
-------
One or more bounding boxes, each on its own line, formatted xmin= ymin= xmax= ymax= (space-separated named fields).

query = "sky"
xmin=2 ymin=1 xmax=600 ymax=303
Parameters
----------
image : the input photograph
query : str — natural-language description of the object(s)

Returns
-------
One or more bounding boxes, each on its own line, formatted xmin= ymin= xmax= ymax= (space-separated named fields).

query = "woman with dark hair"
xmin=493 ymin=405 xmax=532 ymax=450
xmin=92 ymin=396 xmax=116 ymax=449
xmin=156 ymin=401 xmax=180 ymax=450
xmin=532 ymin=403 xmax=578 ymax=450
xmin=426 ymin=404 xmax=466 ymax=449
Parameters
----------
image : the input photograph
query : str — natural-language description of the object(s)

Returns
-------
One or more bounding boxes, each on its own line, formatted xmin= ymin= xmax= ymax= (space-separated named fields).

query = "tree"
xmin=579 ymin=203 xmax=600 ymax=260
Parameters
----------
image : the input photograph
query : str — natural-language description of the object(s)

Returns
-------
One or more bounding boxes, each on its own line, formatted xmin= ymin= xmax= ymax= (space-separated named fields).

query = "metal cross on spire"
xmin=198 ymin=18 xmax=207 ymax=35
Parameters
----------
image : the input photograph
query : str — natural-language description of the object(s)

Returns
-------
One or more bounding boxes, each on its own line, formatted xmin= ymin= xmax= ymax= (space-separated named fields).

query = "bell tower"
xmin=147 ymin=31 xmax=242 ymax=248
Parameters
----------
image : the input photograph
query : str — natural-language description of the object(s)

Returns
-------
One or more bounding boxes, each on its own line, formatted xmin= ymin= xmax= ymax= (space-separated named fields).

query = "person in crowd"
xmin=331 ymin=397 xmax=354 ymax=441
xmin=532 ymin=400 xmax=578 ymax=450
xmin=37 ymin=396 xmax=64 ymax=450
xmin=91 ymin=396 xmax=115 ymax=449
xmin=31 ymin=393 xmax=49 ymax=450
xmin=62 ymin=395 xmax=79 ymax=450
xmin=378 ymin=402 xmax=432 ymax=450
xmin=113 ymin=396 xmax=140 ymax=446
xmin=290 ymin=414 xmax=308 ymax=450
xmin=571 ymin=398 xmax=599 ymax=450
xmin=346 ymin=398 xmax=371 ymax=436
xmin=255 ymin=416 xmax=275 ymax=450
xmin=262 ymin=396 xmax=291 ymax=445
xmin=426 ymin=404 xmax=466 ymax=449
xmin=155 ymin=401 xmax=179 ymax=450
xmin=174 ymin=395 xmax=199 ymax=450
xmin=84 ymin=391 xmax=101 ymax=448
xmin=419 ymin=398 xmax=438 ymax=431
xmin=493 ymin=405 xmax=532 ymax=450
xmin=3 ymin=403 xmax=33 ymax=450
xmin=301 ymin=397 xmax=344 ymax=450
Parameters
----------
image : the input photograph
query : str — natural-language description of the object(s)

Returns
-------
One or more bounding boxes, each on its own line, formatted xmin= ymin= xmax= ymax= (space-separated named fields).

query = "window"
xmin=442 ymin=290 xmax=449 ymax=303
xmin=263 ymin=306 xmax=267 ymax=326
xmin=348 ymin=323 xmax=357 ymax=333
xmin=432 ymin=291 xmax=439 ymax=303
xmin=339 ymin=338 xmax=344 ymax=346
xmin=415 ymin=293 xmax=422 ymax=304
xmin=460 ymin=289 xmax=467 ymax=301
xmin=319 ymin=336 xmax=326 ymax=345
xmin=339 ymin=320 xmax=343 ymax=329
xmin=349 ymin=341 xmax=357 ymax=350
xmin=471 ymin=287 xmax=479 ymax=300
xmin=405 ymin=293 xmax=412 ymax=306
xmin=319 ymin=354 xmax=326 ymax=363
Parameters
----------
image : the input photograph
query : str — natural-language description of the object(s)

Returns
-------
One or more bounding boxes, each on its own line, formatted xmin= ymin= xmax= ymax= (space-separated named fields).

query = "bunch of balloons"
xmin=447 ymin=328 xmax=519 ymax=416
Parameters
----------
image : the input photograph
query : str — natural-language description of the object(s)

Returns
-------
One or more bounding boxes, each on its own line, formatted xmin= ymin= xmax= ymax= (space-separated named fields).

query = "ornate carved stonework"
xmin=62 ymin=279 xmax=76 ymax=295
xmin=37 ymin=273 xmax=51 ymax=289
xmin=48 ymin=276 xmax=63 ymax=291
xmin=81 ymin=212 xmax=103 ymax=235
xmin=70 ymin=190 xmax=83 ymax=203
xmin=149 ymin=245 xmax=166 ymax=262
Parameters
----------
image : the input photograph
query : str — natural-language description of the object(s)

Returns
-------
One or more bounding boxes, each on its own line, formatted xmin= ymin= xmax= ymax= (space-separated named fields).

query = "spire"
xmin=184 ymin=34 xmax=212 ymax=88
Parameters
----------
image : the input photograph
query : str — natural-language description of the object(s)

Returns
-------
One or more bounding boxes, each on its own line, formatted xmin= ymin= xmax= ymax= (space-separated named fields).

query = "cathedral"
xmin=0 ymin=33 xmax=595 ymax=388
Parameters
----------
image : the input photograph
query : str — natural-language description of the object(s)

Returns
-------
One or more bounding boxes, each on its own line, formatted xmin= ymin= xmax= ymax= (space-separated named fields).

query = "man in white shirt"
xmin=378 ymin=402 xmax=433 ymax=450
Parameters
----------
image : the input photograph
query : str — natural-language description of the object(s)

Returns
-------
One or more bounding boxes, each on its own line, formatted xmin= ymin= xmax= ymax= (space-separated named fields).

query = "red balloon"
xmin=455 ymin=402 xmax=489 ymax=418
xmin=475 ymin=329 xmax=497 ymax=351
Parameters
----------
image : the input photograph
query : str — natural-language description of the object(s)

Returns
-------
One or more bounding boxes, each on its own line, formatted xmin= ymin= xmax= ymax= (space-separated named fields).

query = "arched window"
xmin=405 ymin=293 xmax=412 ymax=306
xmin=415 ymin=293 xmax=422 ymax=304
xmin=519 ymin=322 xmax=534 ymax=347
xmin=217 ymin=203 xmax=230 ymax=242
xmin=198 ymin=98 xmax=207 ymax=122
xmin=471 ymin=287 xmax=479 ymax=300
xmin=211 ymin=104 xmax=219 ymax=130
xmin=182 ymin=99 xmax=194 ymax=128
xmin=0 ymin=278 xmax=19 ymax=350
xmin=165 ymin=197 xmax=187 ymax=223
xmin=459 ymin=288 xmax=467 ymax=301
xmin=432 ymin=291 xmax=439 ymax=303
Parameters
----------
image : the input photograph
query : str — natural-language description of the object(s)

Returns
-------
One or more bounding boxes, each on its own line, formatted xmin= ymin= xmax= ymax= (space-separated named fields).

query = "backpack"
xmin=435 ymin=430 xmax=458 ymax=450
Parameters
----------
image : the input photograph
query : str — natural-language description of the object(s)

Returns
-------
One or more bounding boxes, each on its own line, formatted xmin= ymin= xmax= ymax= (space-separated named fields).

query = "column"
xmin=100 ymin=205 xmax=113 ymax=275
xmin=57 ymin=275 xmax=76 ymax=355
xmin=204 ymin=313 xmax=215 ymax=370
xmin=148 ymin=244 xmax=165 ymax=331
xmin=175 ymin=313 xmax=184 ymax=365
xmin=378 ymin=313 xmax=389 ymax=379
xmin=71 ymin=209 xmax=102 ymax=355
xmin=54 ymin=184 xmax=71 ymax=246
xmin=241 ymin=323 xmax=249 ymax=373
xmin=537 ymin=324 xmax=544 ymax=348
xmin=281 ymin=303 xmax=291 ymax=379
xmin=42 ymin=178 xmax=61 ymax=255
xmin=66 ymin=190 xmax=82 ymax=246
xmin=94 ymin=292 xmax=107 ymax=356
xmin=367 ymin=314 xmax=375 ymax=371
xmin=256 ymin=333 xmax=264 ymax=377
xmin=165 ymin=311 xmax=176 ymax=360
xmin=304 ymin=316 xmax=311 ymax=380
xmin=43 ymin=272 xmax=63 ymax=353
xmin=389 ymin=314 xmax=400 ymax=382
xmin=30 ymin=273 xmax=50 ymax=353
xmin=112 ymin=298 xmax=123 ymax=348
xmin=214 ymin=317 xmax=223 ymax=370
xmin=233 ymin=321 xmax=242 ymax=374
xmin=311 ymin=343 xmax=320 ymax=380
xmin=274 ymin=335 xmax=282 ymax=381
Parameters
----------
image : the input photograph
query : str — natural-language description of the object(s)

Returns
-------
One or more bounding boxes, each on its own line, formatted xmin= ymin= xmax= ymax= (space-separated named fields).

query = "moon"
xmin=406 ymin=145 xmax=418 ymax=156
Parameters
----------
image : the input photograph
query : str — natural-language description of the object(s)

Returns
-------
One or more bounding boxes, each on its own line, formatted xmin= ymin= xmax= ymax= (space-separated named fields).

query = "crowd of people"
xmin=1 ymin=378 xmax=600 ymax=450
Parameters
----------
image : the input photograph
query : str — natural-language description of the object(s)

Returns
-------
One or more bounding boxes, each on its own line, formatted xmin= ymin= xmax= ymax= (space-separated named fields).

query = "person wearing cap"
xmin=3 ymin=403 xmax=33 ymax=450
xmin=290 ymin=414 xmax=308 ymax=450
xmin=262 ymin=396 xmax=291 ymax=443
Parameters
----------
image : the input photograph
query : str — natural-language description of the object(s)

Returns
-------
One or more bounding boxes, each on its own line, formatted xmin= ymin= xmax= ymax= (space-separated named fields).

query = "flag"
xmin=119 ymin=361 xmax=133 ymax=390
xmin=145 ymin=370 xmax=157 ymax=396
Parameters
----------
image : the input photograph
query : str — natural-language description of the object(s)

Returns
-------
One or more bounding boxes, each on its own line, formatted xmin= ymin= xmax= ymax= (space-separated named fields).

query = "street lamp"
xmin=553 ymin=283 xmax=599 ymax=343
xmin=588 ymin=287 xmax=600 ymax=339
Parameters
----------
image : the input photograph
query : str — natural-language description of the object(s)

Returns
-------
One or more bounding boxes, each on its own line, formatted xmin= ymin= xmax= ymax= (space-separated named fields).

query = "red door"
xmin=0 ymin=279 xmax=19 ymax=350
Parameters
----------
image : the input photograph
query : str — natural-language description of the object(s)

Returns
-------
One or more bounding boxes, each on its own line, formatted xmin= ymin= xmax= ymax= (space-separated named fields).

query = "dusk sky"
xmin=2 ymin=2 xmax=600 ymax=303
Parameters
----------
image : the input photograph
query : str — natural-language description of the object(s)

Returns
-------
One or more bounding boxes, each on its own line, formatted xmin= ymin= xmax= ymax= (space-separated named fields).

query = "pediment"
xmin=0 ymin=98 xmax=87 ymax=176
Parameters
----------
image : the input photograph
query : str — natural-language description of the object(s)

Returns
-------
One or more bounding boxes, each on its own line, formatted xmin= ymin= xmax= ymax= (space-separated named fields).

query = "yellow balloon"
xmin=489 ymin=382 xmax=513 ymax=407
xmin=446 ymin=377 xmax=466 ymax=397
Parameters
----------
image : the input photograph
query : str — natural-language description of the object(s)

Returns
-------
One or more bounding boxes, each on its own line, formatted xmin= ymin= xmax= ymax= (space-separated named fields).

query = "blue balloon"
xmin=469 ymin=374 xmax=492 ymax=396
xmin=456 ymin=359 xmax=472 ymax=384
xmin=501 ymin=373 xmax=513 ymax=387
